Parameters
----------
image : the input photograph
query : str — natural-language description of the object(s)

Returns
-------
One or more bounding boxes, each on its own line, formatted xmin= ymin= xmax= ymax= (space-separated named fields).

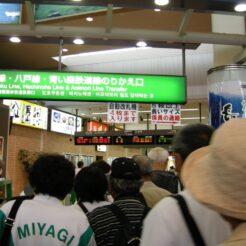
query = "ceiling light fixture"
xmin=62 ymin=48 xmax=68 ymax=52
xmin=73 ymin=38 xmax=84 ymax=45
xmin=154 ymin=0 xmax=169 ymax=6
xmin=234 ymin=3 xmax=246 ymax=12
xmin=9 ymin=36 xmax=21 ymax=43
xmin=86 ymin=17 xmax=94 ymax=22
xmin=136 ymin=41 xmax=147 ymax=47
xmin=154 ymin=8 xmax=161 ymax=12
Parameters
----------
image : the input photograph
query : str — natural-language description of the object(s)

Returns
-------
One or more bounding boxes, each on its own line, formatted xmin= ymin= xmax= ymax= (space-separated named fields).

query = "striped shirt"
xmin=87 ymin=195 xmax=147 ymax=246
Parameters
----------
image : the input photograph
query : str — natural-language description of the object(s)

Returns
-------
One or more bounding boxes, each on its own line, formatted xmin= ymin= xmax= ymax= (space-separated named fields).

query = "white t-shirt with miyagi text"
xmin=0 ymin=194 xmax=96 ymax=246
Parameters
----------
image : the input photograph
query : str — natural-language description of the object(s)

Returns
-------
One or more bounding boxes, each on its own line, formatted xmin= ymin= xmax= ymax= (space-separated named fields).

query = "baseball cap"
xmin=111 ymin=157 xmax=141 ymax=180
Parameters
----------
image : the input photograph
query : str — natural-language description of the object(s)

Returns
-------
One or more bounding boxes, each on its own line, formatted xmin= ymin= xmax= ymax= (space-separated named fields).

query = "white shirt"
xmin=0 ymin=194 xmax=96 ymax=246
xmin=141 ymin=190 xmax=231 ymax=246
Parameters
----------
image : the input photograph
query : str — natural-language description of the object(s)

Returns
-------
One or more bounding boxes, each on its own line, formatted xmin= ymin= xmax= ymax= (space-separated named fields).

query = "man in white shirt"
xmin=141 ymin=123 xmax=231 ymax=246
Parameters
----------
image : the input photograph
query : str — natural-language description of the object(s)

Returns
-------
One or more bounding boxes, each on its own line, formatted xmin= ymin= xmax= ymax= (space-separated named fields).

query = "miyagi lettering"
xmin=17 ymin=222 xmax=75 ymax=245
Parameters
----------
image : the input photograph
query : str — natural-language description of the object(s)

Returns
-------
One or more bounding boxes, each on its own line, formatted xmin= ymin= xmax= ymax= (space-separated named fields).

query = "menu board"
xmin=3 ymin=99 xmax=48 ymax=130
xmin=50 ymin=109 xmax=82 ymax=135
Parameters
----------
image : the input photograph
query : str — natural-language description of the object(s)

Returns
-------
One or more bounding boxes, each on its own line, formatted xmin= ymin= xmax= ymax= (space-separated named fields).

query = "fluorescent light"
xmin=235 ymin=4 xmax=246 ymax=12
xmin=154 ymin=0 xmax=169 ymax=6
xmin=136 ymin=41 xmax=147 ymax=47
xmin=9 ymin=36 xmax=21 ymax=43
xmin=92 ymin=112 xmax=108 ymax=115
xmin=86 ymin=17 xmax=94 ymax=22
xmin=181 ymin=108 xmax=199 ymax=111
xmin=62 ymin=48 xmax=68 ymax=52
xmin=73 ymin=38 xmax=84 ymax=45
xmin=154 ymin=8 xmax=161 ymax=12
xmin=181 ymin=117 xmax=206 ymax=120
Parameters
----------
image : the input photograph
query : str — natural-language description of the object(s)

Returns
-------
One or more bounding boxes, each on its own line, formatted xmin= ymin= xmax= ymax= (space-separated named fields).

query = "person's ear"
xmin=172 ymin=152 xmax=183 ymax=175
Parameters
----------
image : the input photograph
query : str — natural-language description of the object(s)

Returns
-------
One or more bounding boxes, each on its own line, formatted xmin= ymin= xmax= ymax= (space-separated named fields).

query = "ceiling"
xmin=0 ymin=0 xmax=246 ymax=125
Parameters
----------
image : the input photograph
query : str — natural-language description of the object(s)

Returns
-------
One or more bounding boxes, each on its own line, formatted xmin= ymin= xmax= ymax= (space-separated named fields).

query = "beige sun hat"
xmin=181 ymin=118 xmax=246 ymax=220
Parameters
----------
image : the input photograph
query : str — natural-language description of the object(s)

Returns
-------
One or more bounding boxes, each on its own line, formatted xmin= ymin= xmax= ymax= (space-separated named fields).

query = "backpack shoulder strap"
xmin=171 ymin=194 xmax=206 ymax=246
xmin=108 ymin=203 xmax=129 ymax=224
xmin=0 ymin=196 xmax=33 ymax=246
xmin=78 ymin=201 xmax=89 ymax=215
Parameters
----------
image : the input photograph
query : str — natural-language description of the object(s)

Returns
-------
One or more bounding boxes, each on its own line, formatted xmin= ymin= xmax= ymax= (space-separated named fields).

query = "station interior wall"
xmin=7 ymin=124 xmax=142 ymax=196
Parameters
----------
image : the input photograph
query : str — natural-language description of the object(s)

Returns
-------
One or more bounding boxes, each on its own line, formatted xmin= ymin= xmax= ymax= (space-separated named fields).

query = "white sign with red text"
xmin=107 ymin=103 xmax=139 ymax=124
xmin=151 ymin=104 xmax=181 ymax=124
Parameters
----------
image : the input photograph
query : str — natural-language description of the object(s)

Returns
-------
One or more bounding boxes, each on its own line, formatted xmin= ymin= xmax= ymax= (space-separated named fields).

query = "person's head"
xmin=132 ymin=155 xmax=153 ymax=180
xmin=172 ymin=123 xmax=214 ymax=174
xmin=74 ymin=166 xmax=108 ymax=203
xmin=109 ymin=157 xmax=143 ymax=197
xmin=77 ymin=160 xmax=84 ymax=169
xmin=29 ymin=154 xmax=75 ymax=200
xmin=90 ymin=160 xmax=111 ymax=176
xmin=181 ymin=119 xmax=246 ymax=227
xmin=147 ymin=147 xmax=169 ymax=171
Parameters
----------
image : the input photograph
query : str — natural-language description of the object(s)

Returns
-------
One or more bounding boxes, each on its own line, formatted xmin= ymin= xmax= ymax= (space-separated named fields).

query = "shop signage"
xmin=87 ymin=120 xmax=108 ymax=131
xmin=0 ymin=70 xmax=186 ymax=104
xmin=3 ymin=99 xmax=48 ymax=130
xmin=50 ymin=109 xmax=82 ymax=135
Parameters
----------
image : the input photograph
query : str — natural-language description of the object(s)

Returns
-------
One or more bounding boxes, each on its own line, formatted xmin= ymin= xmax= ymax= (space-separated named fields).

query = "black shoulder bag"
xmin=172 ymin=194 xmax=206 ymax=246
xmin=0 ymin=195 xmax=33 ymax=246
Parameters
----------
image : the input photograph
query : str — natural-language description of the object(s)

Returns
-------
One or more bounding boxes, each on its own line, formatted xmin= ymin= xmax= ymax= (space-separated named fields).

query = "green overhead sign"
xmin=0 ymin=70 xmax=186 ymax=104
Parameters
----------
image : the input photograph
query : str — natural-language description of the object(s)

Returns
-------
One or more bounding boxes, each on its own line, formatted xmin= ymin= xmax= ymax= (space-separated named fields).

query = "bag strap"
xmin=108 ymin=203 xmax=130 ymax=224
xmin=78 ymin=201 xmax=89 ymax=215
xmin=0 ymin=196 xmax=33 ymax=246
xmin=172 ymin=195 xmax=206 ymax=246
xmin=108 ymin=203 xmax=149 ymax=224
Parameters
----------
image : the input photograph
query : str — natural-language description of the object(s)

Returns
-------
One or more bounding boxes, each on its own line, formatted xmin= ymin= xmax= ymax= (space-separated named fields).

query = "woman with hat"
xmin=181 ymin=118 xmax=246 ymax=246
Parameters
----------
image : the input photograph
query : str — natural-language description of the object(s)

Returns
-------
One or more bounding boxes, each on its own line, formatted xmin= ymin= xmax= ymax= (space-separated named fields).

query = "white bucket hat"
xmin=181 ymin=118 xmax=246 ymax=220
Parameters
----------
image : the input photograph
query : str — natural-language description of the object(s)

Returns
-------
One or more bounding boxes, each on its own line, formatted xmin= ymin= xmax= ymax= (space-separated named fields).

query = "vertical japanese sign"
xmin=107 ymin=103 xmax=139 ymax=124
xmin=151 ymin=104 xmax=181 ymax=124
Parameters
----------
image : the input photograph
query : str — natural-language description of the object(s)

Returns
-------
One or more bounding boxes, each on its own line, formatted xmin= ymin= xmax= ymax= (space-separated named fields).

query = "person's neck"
xmin=152 ymin=162 xmax=166 ymax=171
xmin=143 ymin=175 xmax=152 ymax=182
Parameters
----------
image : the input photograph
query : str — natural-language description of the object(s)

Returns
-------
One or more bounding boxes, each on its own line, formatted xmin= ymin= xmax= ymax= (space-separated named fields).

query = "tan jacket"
xmin=140 ymin=181 xmax=171 ymax=208
xmin=219 ymin=223 xmax=246 ymax=246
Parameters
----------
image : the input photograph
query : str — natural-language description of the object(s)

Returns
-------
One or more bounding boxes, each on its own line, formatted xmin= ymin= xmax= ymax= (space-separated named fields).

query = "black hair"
xmin=90 ymin=160 xmax=111 ymax=174
xmin=74 ymin=166 xmax=108 ymax=203
xmin=29 ymin=154 xmax=75 ymax=200
xmin=172 ymin=123 xmax=214 ymax=161
xmin=77 ymin=160 xmax=84 ymax=168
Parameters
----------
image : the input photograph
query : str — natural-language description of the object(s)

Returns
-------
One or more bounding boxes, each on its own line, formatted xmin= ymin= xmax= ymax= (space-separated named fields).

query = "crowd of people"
xmin=0 ymin=119 xmax=245 ymax=245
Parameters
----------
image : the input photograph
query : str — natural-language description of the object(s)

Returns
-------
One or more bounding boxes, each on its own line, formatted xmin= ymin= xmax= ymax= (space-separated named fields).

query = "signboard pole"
xmin=58 ymin=37 xmax=63 ymax=72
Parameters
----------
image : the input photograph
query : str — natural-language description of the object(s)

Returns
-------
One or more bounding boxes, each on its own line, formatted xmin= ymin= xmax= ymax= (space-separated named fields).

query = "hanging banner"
xmin=0 ymin=70 xmax=186 ymax=104
xmin=151 ymin=104 xmax=181 ymax=124
xmin=107 ymin=102 xmax=138 ymax=124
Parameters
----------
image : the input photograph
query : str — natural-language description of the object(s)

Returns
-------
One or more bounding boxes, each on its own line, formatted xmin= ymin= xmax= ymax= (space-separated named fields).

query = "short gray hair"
xmin=132 ymin=155 xmax=153 ymax=176
xmin=147 ymin=147 xmax=169 ymax=163
xmin=109 ymin=177 xmax=143 ymax=195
